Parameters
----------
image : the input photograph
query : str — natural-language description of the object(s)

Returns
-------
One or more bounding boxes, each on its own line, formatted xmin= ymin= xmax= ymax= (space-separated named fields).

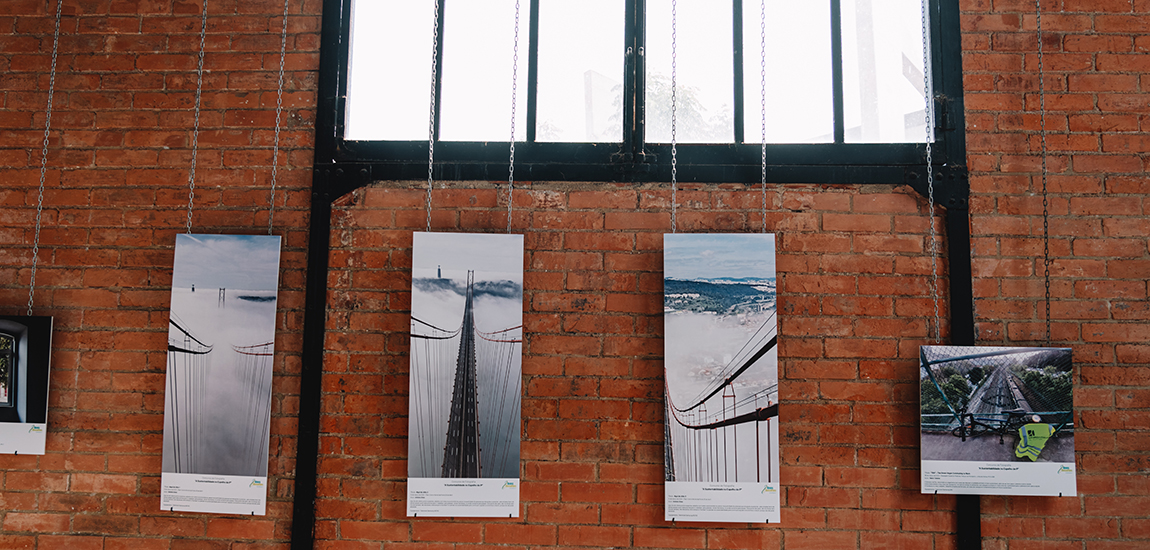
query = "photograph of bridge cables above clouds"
xmin=160 ymin=234 xmax=281 ymax=515
xmin=663 ymin=234 xmax=780 ymax=523
xmin=920 ymin=345 xmax=1076 ymax=497
xmin=407 ymin=232 xmax=524 ymax=518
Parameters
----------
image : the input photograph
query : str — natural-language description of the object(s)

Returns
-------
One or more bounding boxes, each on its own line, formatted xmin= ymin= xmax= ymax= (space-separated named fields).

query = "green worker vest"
xmin=1014 ymin=423 xmax=1054 ymax=461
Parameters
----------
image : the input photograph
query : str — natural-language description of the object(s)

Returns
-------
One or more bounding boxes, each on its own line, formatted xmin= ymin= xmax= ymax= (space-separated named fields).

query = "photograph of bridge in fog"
xmin=408 ymin=232 xmax=523 ymax=481
xmin=161 ymin=234 xmax=281 ymax=479
xmin=663 ymin=234 xmax=779 ymax=489
xmin=921 ymin=345 xmax=1074 ymax=464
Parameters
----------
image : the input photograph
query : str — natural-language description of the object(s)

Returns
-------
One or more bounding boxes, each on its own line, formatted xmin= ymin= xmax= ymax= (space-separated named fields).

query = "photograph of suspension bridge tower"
xmin=407 ymin=232 xmax=523 ymax=518
xmin=663 ymin=234 xmax=780 ymax=523
xmin=160 ymin=234 xmax=281 ymax=515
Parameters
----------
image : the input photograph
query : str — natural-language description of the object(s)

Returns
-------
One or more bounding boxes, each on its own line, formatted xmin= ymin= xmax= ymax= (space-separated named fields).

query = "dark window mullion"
xmin=732 ymin=0 xmax=744 ymax=144
xmin=433 ymin=0 xmax=447 ymax=142
xmin=525 ymin=0 xmax=540 ymax=143
xmin=628 ymin=0 xmax=645 ymax=159
xmin=829 ymin=0 xmax=845 ymax=144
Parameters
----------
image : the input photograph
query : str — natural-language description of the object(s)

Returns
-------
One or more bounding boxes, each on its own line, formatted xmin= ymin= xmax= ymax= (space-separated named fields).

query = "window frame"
xmin=316 ymin=0 xmax=966 ymax=188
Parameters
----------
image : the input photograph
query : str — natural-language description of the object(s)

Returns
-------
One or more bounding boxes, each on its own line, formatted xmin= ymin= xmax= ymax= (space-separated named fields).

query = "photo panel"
xmin=0 ymin=315 xmax=53 ymax=455
xmin=920 ymin=345 xmax=1076 ymax=497
xmin=160 ymin=234 xmax=281 ymax=515
xmin=663 ymin=233 xmax=780 ymax=523
xmin=407 ymin=232 xmax=524 ymax=518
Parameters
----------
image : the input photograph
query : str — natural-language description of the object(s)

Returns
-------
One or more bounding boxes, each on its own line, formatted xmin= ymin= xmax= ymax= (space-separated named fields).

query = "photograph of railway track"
xmin=921 ymin=345 xmax=1074 ymax=463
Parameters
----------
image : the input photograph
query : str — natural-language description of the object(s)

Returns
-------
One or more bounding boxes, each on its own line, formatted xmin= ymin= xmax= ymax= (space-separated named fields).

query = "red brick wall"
xmin=0 ymin=1 xmax=1147 ymax=549
xmin=0 ymin=0 xmax=316 ymax=547
xmin=964 ymin=2 xmax=1150 ymax=546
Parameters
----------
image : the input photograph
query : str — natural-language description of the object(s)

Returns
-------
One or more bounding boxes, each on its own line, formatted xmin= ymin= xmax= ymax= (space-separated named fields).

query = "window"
xmin=319 ymin=0 xmax=965 ymax=185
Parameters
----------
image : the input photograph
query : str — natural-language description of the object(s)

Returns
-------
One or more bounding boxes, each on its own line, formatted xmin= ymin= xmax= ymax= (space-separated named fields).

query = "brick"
xmin=783 ymin=530 xmax=858 ymax=550
xmin=634 ymin=527 xmax=706 ymax=548
xmin=2 ymin=513 xmax=71 ymax=533
xmin=411 ymin=522 xmax=482 ymax=543
xmin=561 ymin=482 xmax=633 ymax=503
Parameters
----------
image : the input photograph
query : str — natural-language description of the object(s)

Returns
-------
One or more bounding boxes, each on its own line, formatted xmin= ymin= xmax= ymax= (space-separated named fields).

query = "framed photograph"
xmin=160 ymin=234 xmax=281 ymax=515
xmin=663 ymin=234 xmax=780 ymax=523
xmin=0 ymin=315 xmax=53 ymax=455
xmin=407 ymin=232 xmax=524 ymax=518
xmin=920 ymin=345 xmax=1076 ymax=496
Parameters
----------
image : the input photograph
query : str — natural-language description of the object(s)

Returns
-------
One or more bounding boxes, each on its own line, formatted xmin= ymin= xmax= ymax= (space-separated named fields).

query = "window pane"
xmin=345 ymin=0 xmax=435 ymax=141
xmin=536 ymin=0 xmax=624 ymax=143
xmin=742 ymin=0 xmax=833 ymax=144
xmin=645 ymin=0 xmax=734 ymax=144
xmin=439 ymin=0 xmax=530 ymax=142
xmin=842 ymin=0 xmax=932 ymax=143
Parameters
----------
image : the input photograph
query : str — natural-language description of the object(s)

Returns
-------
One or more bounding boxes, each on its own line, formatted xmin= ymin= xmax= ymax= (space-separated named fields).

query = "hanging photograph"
xmin=407 ymin=232 xmax=523 ymax=518
xmin=920 ymin=345 xmax=1076 ymax=497
xmin=0 ymin=315 xmax=53 ymax=455
xmin=663 ymin=233 xmax=780 ymax=523
xmin=160 ymin=234 xmax=281 ymax=515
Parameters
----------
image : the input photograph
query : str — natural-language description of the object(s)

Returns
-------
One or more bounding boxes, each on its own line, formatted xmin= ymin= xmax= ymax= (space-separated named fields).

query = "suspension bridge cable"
xmin=679 ymin=312 xmax=777 ymax=409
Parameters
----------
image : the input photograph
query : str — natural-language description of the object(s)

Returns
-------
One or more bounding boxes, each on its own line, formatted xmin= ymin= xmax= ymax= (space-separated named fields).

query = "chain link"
xmin=507 ymin=0 xmax=520 ymax=234
xmin=426 ymin=0 xmax=441 ymax=233
xmin=669 ymin=0 xmax=678 ymax=234
xmin=1037 ymin=0 xmax=1051 ymax=343
xmin=28 ymin=0 xmax=63 ymax=317
xmin=922 ymin=0 xmax=940 ymax=343
xmin=186 ymin=0 xmax=208 ymax=235
xmin=759 ymin=0 xmax=767 ymax=234
xmin=268 ymin=0 xmax=290 ymax=236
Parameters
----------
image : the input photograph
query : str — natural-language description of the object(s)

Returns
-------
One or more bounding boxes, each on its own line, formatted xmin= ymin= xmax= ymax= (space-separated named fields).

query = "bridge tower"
xmin=442 ymin=271 xmax=482 ymax=477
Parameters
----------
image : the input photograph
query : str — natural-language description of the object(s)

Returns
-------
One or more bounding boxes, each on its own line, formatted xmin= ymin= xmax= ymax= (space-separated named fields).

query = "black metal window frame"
xmin=315 ymin=0 xmax=968 ymax=198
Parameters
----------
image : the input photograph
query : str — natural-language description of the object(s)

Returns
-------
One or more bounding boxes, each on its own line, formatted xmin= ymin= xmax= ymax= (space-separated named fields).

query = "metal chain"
xmin=426 ymin=0 xmax=441 ymax=233
xmin=268 ymin=0 xmax=290 ymax=236
xmin=186 ymin=0 xmax=209 ymax=235
xmin=1037 ymin=0 xmax=1050 ymax=343
xmin=27 ymin=0 xmax=63 ymax=317
xmin=759 ymin=0 xmax=767 ymax=233
xmin=507 ymin=0 xmax=520 ymax=234
xmin=669 ymin=0 xmax=678 ymax=234
xmin=922 ymin=0 xmax=940 ymax=343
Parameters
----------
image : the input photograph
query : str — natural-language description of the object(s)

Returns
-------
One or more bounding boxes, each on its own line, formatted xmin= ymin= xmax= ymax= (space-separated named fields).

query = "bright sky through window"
xmin=345 ymin=0 xmax=434 ymax=141
xmin=536 ymin=0 xmax=624 ymax=142
xmin=344 ymin=0 xmax=931 ymax=145
xmin=742 ymin=0 xmax=833 ymax=143
xmin=842 ymin=0 xmax=933 ymax=143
